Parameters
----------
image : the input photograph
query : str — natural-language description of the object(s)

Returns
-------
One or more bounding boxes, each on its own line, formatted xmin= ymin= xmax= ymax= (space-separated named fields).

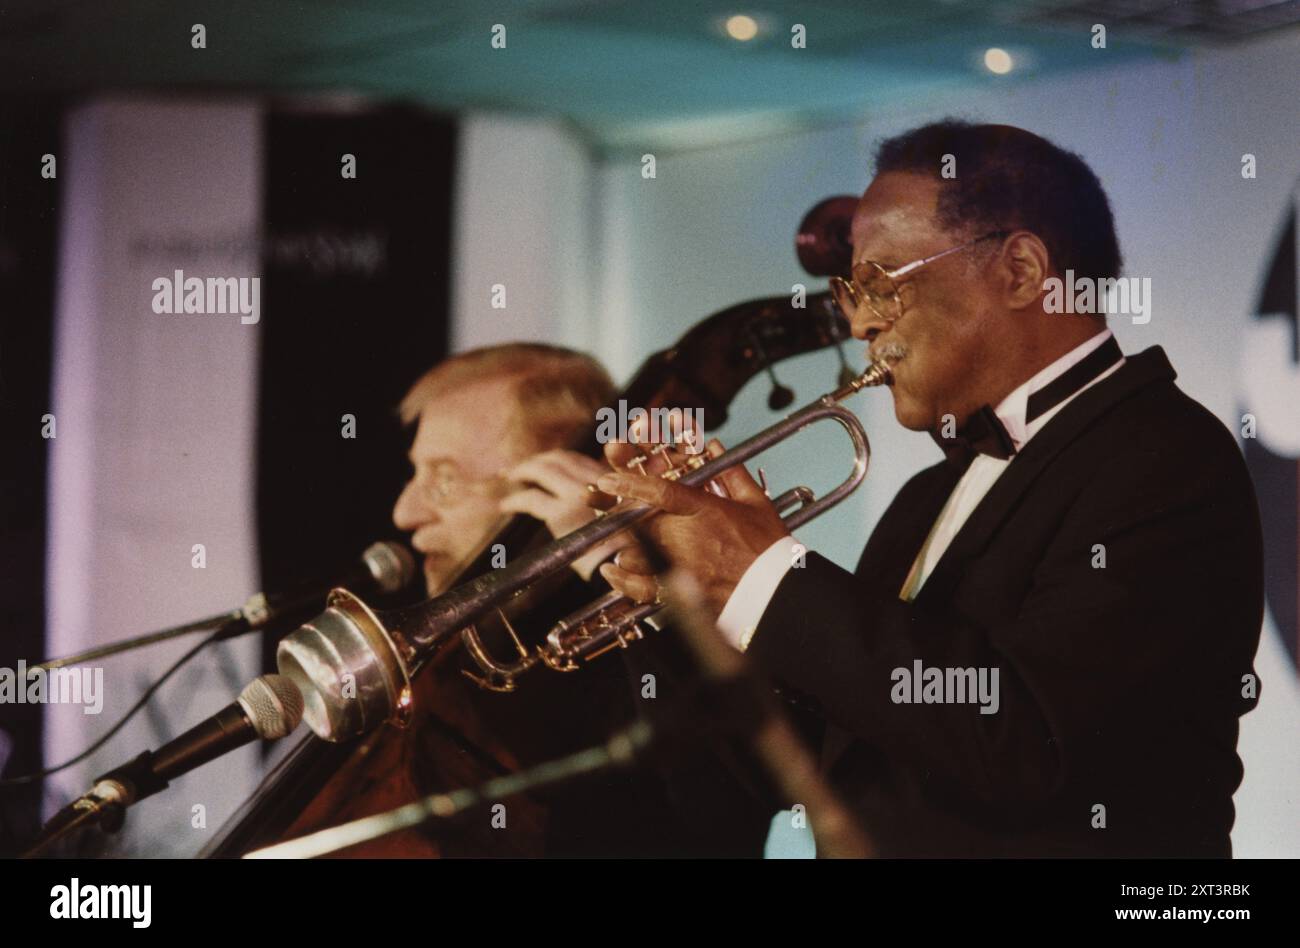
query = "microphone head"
xmin=237 ymin=674 xmax=304 ymax=740
xmin=362 ymin=541 xmax=416 ymax=595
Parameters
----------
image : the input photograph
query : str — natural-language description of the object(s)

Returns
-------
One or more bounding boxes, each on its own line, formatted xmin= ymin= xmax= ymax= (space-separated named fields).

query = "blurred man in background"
xmin=392 ymin=343 xmax=622 ymax=597
xmin=289 ymin=342 xmax=772 ymax=856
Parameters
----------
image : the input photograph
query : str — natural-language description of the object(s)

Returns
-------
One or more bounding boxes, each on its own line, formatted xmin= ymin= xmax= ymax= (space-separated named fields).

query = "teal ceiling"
xmin=0 ymin=1 xmax=1204 ymax=153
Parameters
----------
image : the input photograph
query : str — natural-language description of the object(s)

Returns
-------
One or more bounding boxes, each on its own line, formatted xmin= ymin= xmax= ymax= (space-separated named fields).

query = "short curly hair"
xmin=874 ymin=120 xmax=1122 ymax=282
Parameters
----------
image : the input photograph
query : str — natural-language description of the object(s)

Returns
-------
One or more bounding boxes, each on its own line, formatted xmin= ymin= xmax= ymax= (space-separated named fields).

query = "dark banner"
xmin=255 ymin=105 xmax=457 ymax=672
xmin=0 ymin=98 xmax=62 ymax=853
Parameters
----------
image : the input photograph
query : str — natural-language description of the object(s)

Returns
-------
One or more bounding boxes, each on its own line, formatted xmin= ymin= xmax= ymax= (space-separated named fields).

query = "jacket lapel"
xmin=914 ymin=345 xmax=1177 ymax=607
xmin=855 ymin=459 xmax=968 ymax=587
xmin=825 ymin=346 xmax=1176 ymax=775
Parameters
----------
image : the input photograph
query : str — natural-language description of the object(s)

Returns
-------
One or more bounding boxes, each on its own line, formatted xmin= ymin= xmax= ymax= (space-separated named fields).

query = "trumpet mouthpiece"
xmin=862 ymin=360 xmax=894 ymax=387
xmin=830 ymin=361 xmax=893 ymax=401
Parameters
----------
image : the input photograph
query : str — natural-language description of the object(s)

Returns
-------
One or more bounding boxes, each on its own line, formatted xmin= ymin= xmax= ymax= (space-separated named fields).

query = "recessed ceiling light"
xmin=984 ymin=47 xmax=1014 ymax=74
xmin=725 ymin=14 xmax=760 ymax=42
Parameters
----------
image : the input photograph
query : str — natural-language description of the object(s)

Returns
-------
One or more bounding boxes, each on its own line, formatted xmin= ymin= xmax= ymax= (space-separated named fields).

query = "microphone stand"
xmin=29 ymin=541 xmax=416 ymax=671
xmin=244 ymin=720 xmax=656 ymax=859
xmin=22 ymin=744 xmax=179 ymax=858
xmin=30 ymin=572 xmax=392 ymax=671
xmin=20 ymin=780 xmax=132 ymax=858
xmin=29 ymin=610 xmax=247 ymax=672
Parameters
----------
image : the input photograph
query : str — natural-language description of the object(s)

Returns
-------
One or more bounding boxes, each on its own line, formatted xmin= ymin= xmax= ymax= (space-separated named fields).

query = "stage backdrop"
xmin=37 ymin=96 xmax=454 ymax=857
xmin=43 ymin=97 xmax=265 ymax=857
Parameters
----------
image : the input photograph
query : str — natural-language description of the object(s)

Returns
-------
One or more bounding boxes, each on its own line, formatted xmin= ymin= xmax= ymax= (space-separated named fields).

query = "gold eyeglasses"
xmin=830 ymin=231 xmax=1010 ymax=323
xmin=415 ymin=459 xmax=511 ymax=508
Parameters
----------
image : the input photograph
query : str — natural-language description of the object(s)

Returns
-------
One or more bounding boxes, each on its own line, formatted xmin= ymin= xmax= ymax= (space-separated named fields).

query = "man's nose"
xmin=851 ymin=308 xmax=894 ymax=342
xmin=392 ymin=481 xmax=435 ymax=531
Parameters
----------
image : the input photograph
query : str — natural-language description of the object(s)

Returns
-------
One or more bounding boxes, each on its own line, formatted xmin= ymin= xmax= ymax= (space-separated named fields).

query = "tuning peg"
xmin=749 ymin=328 xmax=795 ymax=410
xmin=766 ymin=368 xmax=795 ymax=410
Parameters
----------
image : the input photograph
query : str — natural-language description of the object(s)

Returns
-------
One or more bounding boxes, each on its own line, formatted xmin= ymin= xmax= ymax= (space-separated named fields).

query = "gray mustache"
xmin=871 ymin=342 xmax=908 ymax=364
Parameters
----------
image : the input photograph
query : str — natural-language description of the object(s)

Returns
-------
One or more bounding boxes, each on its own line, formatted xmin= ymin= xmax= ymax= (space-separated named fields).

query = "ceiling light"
xmin=983 ymin=47 xmax=1014 ymax=74
xmin=725 ymin=14 xmax=760 ymax=42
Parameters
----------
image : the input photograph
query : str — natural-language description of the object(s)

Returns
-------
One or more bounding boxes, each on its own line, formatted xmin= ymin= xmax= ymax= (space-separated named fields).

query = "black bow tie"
xmin=932 ymin=335 xmax=1123 ymax=466
xmin=933 ymin=404 xmax=1017 ymax=464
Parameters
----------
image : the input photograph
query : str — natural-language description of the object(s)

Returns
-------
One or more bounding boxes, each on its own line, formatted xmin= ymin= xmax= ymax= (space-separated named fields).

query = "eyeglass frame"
xmin=830 ymin=230 xmax=1011 ymax=324
xmin=411 ymin=458 xmax=511 ymax=508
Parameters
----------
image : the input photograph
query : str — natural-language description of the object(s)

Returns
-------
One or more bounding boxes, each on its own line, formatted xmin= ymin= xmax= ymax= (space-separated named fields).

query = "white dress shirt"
xmin=717 ymin=329 xmax=1125 ymax=651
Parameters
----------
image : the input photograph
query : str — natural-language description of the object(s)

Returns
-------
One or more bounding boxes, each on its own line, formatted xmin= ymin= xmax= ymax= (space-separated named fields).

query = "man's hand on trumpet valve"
xmin=593 ymin=436 xmax=789 ymax=626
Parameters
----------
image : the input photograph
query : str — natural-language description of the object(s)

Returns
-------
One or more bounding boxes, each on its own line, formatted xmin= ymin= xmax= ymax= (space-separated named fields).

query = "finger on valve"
xmin=585 ymin=482 xmax=621 ymax=512
xmin=570 ymin=532 xmax=636 ymax=582
xmin=613 ymin=544 xmax=654 ymax=576
xmin=598 ymin=559 xmax=659 ymax=604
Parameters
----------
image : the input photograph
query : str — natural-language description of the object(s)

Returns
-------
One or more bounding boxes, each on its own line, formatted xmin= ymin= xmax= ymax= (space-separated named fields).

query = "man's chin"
xmin=423 ymin=560 xmax=452 ymax=597
xmin=891 ymin=393 xmax=933 ymax=432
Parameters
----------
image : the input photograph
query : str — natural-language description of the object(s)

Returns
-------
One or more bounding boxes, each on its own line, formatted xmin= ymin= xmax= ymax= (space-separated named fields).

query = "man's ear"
xmin=999 ymin=231 xmax=1050 ymax=309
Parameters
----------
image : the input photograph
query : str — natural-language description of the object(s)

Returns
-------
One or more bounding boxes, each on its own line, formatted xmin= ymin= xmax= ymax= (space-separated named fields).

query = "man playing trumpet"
xmin=595 ymin=121 xmax=1265 ymax=858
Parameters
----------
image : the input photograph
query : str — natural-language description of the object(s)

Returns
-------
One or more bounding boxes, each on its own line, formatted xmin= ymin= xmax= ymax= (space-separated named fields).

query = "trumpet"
xmin=277 ymin=359 xmax=895 ymax=742
xmin=459 ymin=483 xmax=819 ymax=692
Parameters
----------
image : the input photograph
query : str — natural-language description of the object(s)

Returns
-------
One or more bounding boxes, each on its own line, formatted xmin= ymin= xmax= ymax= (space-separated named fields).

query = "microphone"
xmin=236 ymin=541 xmax=415 ymax=631
xmin=23 ymin=675 xmax=304 ymax=856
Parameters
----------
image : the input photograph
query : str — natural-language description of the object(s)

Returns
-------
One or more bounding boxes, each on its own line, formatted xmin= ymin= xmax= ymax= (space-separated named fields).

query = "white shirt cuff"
xmin=716 ymin=535 xmax=801 ymax=652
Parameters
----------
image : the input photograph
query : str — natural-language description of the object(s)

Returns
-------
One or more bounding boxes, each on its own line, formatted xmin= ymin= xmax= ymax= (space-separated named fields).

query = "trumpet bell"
xmin=276 ymin=588 xmax=413 ymax=741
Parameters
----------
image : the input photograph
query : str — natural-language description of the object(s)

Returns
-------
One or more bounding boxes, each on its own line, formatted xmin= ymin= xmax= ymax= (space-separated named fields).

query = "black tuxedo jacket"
xmin=747 ymin=345 xmax=1264 ymax=857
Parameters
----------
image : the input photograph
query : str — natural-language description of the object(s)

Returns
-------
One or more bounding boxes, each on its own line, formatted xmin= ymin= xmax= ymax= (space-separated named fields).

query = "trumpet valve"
xmin=662 ymin=452 xmax=708 ymax=482
xmin=648 ymin=441 xmax=678 ymax=475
